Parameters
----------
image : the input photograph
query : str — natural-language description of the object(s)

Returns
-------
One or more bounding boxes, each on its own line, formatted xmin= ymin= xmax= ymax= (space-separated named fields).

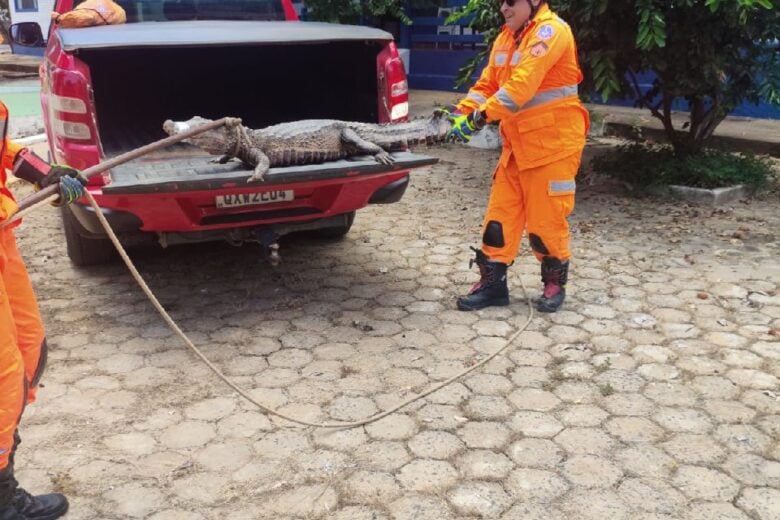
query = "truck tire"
xmin=316 ymin=211 xmax=355 ymax=239
xmin=60 ymin=204 xmax=117 ymax=266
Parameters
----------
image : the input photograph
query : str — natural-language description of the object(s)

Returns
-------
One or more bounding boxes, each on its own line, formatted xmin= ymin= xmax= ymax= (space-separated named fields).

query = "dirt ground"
xmin=7 ymin=97 xmax=780 ymax=519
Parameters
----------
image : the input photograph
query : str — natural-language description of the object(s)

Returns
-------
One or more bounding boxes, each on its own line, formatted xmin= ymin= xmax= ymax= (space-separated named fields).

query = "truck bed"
xmin=104 ymin=149 xmax=438 ymax=194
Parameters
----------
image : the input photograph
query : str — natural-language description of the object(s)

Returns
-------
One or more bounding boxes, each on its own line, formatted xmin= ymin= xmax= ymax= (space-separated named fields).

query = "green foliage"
xmin=303 ymin=0 xmax=414 ymax=25
xmin=449 ymin=0 xmax=779 ymax=157
xmin=593 ymin=143 xmax=774 ymax=190
xmin=448 ymin=0 xmax=502 ymax=88
xmin=554 ymin=0 xmax=780 ymax=155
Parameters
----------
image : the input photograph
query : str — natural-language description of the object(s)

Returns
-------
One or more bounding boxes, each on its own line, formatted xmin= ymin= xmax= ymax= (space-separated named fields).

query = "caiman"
xmin=162 ymin=114 xmax=453 ymax=182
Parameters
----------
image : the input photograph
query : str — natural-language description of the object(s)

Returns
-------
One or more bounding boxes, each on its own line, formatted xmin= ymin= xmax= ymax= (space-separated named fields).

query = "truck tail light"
xmin=53 ymin=119 xmax=91 ymax=140
xmin=50 ymin=94 xmax=87 ymax=114
xmin=47 ymin=68 xmax=105 ymax=186
xmin=378 ymin=42 xmax=410 ymax=123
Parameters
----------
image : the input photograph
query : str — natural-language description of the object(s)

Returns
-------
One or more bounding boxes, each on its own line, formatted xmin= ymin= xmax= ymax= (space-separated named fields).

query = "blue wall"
xmin=404 ymin=40 xmax=780 ymax=120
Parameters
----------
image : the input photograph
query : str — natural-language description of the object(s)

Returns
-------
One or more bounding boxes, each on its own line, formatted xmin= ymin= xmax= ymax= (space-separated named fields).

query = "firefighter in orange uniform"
xmin=1 ymin=100 xmax=85 ymax=520
xmin=445 ymin=0 xmax=589 ymax=313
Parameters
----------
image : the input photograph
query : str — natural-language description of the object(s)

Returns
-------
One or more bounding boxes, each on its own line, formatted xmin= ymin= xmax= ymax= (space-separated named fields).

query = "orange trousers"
xmin=481 ymin=152 xmax=581 ymax=264
xmin=0 ymin=227 xmax=46 ymax=470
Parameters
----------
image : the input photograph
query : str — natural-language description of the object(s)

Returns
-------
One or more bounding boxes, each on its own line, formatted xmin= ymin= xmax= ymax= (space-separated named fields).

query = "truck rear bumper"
xmin=75 ymin=151 xmax=434 ymax=237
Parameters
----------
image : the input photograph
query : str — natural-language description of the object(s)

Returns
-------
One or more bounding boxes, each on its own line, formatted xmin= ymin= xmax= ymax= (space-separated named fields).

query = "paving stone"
xmin=554 ymin=427 xmax=616 ymax=455
xmin=507 ymin=388 xmax=561 ymax=411
xmin=455 ymin=450 xmax=513 ymax=480
xmin=254 ymin=430 xmax=312 ymax=459
xmin=726 ymin=368 xmax=779 ymax=389
xmin=102 ymin=483 xmax=165 ymax=518
xmin=464 ymin=395 xmax=513 ymax=420
xmin=343 ymin=471 xmax=401 ymax=504
xmin=617 ymin=477 xmax=687 ymax=515
xmin=560 ymin=489 xmax=631 ymax=520
xmin=329 ymin=396 xmax=379 ymax=422
xmin=501 ymin=502 xmax=566 ymax=520
xmin=736 ymin=487 xmax=780 ymax=520
xmin=662 ymin=434 xmax=727 ymax=464
xmin=703 ymin=399 xmax=757 ymax=423
xmin=562 ymin=455 xmax=623 ymax=487
xmin=365 ymin=414 xmax=418 ymax=440
xmin=354 ymin=442 xmax=411 ymax=472
xmin=416 ymin=404 xmax=464 ymax=430
xmin=606 ymin=417 xmax=665 ymax=443
xmin=691 ymin=375 xmax=740 ymax=399
xmin=103 ymin=432 xmax=157 ymax=456
xmin=723 ymin=453 xmax=780 ymax=487
xmin=558 ymin=404 xmax=609 ymax=427
xmin=448 ymin=481 xmax=512 ymax=517
xmin=266 ymin=484 xmax=339 ymax=517
xmin=407 ymin=430 xmax=464 ymax=459
xmin=396 ymin=460 xmax=458 ymax=491
xmin=508 ymin=438 xmax=564 ymax=469
xmin=615 ymin=445 xmax=676 ymax=478
xmin=388 ymin=494 xmax=453 ymax=520
xmin=653 ymin=407 xmax=713 ymax=433
xmin=464 ymin=374 xmax=513 ymax=395
xmin=313 ymin=427 xmax=368 ymax=451
xmin=672 ymin=465 xmax=740 ymax=501
xmin=505 ymin=467 xmax=569 ymax=502
xmin=714 ymin=424 xmax=772 ymax=453
xmin=553 ymin=381 xmax=601 ymax=403
xmin=159 ymin=421 xmax=216 ymax=450
xmin=602 ymin=393 xmax=655 ymax=416
xmin=509 ymin=411 xmax=564 ymax=438
xmin=683 ymin=503 xmax=752 ymax=520
xmin=458 ymin=422 xmax=512 ymax=449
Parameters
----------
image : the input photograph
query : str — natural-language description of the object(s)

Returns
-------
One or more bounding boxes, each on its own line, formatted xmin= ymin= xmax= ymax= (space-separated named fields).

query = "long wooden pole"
xmin=2 ymin=117 xmax=240 ymax=227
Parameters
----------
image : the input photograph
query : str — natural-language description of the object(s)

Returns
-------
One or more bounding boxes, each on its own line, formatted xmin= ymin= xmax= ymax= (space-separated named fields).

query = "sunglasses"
xmin=502 ymin=0 xmax=517 ymax=6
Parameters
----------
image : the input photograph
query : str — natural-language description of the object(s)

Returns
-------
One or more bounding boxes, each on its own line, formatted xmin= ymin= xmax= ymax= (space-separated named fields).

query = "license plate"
xmin=216 ymin=190 xmax=294 ymax=209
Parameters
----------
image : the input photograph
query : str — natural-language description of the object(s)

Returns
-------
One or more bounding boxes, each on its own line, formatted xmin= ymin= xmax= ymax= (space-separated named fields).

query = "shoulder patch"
xmin=530 ymin=41 xmax=549 ymax=57
xmin=536 ymin=24 xmax=554 ymax=40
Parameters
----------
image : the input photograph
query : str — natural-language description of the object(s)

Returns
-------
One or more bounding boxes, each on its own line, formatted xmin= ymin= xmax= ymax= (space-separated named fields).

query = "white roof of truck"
xmin=57 ymin=20 xmax=393 ymax=51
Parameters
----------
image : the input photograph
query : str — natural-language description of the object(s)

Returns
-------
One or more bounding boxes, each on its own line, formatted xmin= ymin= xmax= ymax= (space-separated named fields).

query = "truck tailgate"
xmin=102 ymin=150 xmax=438 ymax=194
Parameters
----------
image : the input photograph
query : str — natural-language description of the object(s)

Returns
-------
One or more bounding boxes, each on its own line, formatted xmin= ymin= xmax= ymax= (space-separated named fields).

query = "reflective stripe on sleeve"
xmin=495 ymin=88 xmax=521 ymax=113
xmin=467 ymin=92 xmax=488 ymax=105
xmin=521 ymin=85 xmax=578 ymax=111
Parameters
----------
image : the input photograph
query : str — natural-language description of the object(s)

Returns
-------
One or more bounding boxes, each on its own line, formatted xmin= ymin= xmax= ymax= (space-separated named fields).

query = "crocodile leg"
xmin=247 ymin=148 xmax=271 ymax=183
xmin=341 ymin=128 xmax=394 ymax=166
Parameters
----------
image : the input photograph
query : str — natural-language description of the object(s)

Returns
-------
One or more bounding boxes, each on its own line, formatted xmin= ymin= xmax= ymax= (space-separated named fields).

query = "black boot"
xmin=457 ymin=248 xmax=509 ymax=311
xmin=536 ymin=257 xmax=569 ymax=313
xmin=0 ymin=467 xmax=24 ymax=520
xmin=0 ymin=457 xmax=67 ymax=520
xmin=12 ymin=489 xmax=68 ymax=520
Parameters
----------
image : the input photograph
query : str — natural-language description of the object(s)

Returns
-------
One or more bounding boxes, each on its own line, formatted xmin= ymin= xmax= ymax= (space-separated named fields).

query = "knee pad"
xmin=482 ymin=221 xmax=505 ymax=248
xmin=528 ymin=233 xmax=550 ymax=256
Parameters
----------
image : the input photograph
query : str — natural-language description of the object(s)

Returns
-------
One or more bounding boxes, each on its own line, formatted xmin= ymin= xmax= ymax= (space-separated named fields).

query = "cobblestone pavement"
xmin=8 ymin=126 xmax=780 ymax=519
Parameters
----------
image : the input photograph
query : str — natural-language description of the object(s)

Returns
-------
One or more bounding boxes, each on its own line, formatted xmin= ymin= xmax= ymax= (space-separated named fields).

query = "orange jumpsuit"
xmin=0 ymin=101 xmax=47 ymax=472
xmin=457 ymin=4 xmax=589 ymax=264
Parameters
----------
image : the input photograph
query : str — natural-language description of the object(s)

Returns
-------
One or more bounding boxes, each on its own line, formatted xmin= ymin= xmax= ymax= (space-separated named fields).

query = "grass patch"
xmin=593 ymin=143 xmax=774 ymax=191
xmin=599 ymin=383 xmax=615 ymax=397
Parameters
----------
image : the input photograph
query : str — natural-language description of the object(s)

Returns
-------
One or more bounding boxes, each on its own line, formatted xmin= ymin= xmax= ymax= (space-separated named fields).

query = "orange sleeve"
xmin=456 ymin=33 xmax=507 ymax=114
xmin=2 ymin=138 xmax=22 ymax=173
xmin=482 ymin=21 xmax=571 ymax=121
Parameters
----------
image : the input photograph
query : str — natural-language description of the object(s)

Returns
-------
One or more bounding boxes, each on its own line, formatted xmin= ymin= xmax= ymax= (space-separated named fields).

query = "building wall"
xmin=10 ymin=0 xmax=57 ymax=36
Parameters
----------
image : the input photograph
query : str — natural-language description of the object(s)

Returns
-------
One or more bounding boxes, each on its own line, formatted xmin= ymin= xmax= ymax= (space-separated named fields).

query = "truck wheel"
xmin=316 ymin=211 xmax=355 ymax=239
xmin=60 ymin=205 xmax=117 ymax=266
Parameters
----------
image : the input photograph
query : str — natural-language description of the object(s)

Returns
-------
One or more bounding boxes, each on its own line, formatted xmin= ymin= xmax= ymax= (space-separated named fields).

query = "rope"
xmin=83 ymin=188 xmax=534 ymax=428
xmin=11 ymin=117 xmax=536 ymax=428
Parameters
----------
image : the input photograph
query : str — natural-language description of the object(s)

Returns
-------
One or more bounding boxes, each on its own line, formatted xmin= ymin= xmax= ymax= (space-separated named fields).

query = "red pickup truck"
xmin=11 ymin=0 xmax=434 ymax=265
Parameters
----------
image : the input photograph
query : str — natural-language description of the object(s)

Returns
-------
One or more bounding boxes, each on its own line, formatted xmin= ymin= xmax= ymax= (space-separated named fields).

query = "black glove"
xmin=38 ymin=165 xmax=88 ymax=206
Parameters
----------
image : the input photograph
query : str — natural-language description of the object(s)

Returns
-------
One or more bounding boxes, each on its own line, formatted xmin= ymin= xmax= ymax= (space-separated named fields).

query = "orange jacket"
xmin=457 ymin=4 xmax=589 ymax=169
xmin=1 ymin=101 xmax=22 ymax=224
